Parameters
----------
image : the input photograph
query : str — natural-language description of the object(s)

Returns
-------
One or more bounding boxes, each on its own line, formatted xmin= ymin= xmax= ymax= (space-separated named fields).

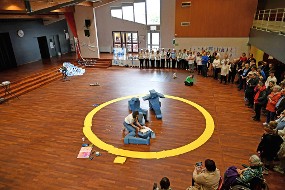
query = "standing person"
xmin=247 ymin=53 xmax=256 ymax=64
xmin=182 ymin=49 xmax=188 ymax=70
xmin=138 ymin=49 xmax=144 ymax=69
xmin=253 ymin=80 xmax=267 ymax=121
xmin=238 ymin=63 xmax=251 ymax=91
xmin=150 ymin=50 xmax=155 ymax=68
xmin=177 ymin=49 xmax=182 ymax=69
xmin=201 ymin=52 xmax=209 ymax=77
xmin=161 ymin=48 xmax=166 ymax=68
xmin=228 ymin=60 xmax=237 ymax=83
xmin=212 ymin=56 xmax=221 ymax=80
xmin=166 ymin=49 xmax=171 ymax=69
xmin=245 ymin=73 xmax=259 ymax=108
xmin=220 ymin=56 xmax=230 ymax=84
xmin=145 ymin=49 xmax=150 ymax=69
xmin=196 ymin=52 xmax=202 ymax=75
xmin=188 ymin=52 xmax=196 ymax=73
xmin=171 ymin=49 xmax=177 ymax=69
xmin=239 ymin=52 xmax=248 ymax=63
xmin=156 ymin=50 xmax=161 ymax=68
xmin=264 ymin=85 xmax=282 ymax=126
xmin=265 ymin=71 xmax=277 ymax=88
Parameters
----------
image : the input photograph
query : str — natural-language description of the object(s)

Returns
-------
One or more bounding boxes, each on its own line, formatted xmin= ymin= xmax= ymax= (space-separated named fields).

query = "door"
xmin=51 ymin=35 xmax=62 ymax=57
xmin=37 ymin=36 xmax=50 ymax=59
xmin=0 ymin=33 xmax=17 ymax=71
xmin=147 ymin=31 xmax=160 ymax=50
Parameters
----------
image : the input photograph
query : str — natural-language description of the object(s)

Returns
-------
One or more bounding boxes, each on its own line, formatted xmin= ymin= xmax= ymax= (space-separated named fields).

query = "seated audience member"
xmin=273 ymin=140 xmax=285 ymax=174
xmin=258 ymin=121 xmax=284 ymax=169
xmin=245 ymin=73 xmax=259 ymax=108
xmin=186 ymin=159 xmax=220 ymax=190
xmin=123 ymin=111 xmax=144 ymax=135
xmin=276 ymin=90 xmax=285 ymax=116
xmin=253 ymin=81 xmax=267 ymax=121
xmin=222 ymin=155 xmax=263 ymax=190
xmin=185 ymin=75 xmax=194 ymax=86
xmin=159 ymin=177 xmax=172 ymax=190
xmin=263 ymin=85 xmax=282 ymax=126
xmin=275 ymin=112 xmax=285 ymax=130
xmin=265 ymin=71 xmax=277 ymax=88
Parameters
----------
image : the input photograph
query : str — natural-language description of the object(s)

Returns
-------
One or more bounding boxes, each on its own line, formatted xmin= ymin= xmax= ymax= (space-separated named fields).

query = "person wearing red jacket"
xmin=253 ymin=81 xmax=267 ymax=121
xmin=264 ymin=85 xmax=282 ymax=125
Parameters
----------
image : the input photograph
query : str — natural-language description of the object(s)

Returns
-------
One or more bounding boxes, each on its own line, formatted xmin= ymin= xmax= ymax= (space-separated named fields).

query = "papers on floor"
xmin=63 ymin=62 xmax=85 ymax=76
xmin=77 ymin=147 xmax=92 ymax=158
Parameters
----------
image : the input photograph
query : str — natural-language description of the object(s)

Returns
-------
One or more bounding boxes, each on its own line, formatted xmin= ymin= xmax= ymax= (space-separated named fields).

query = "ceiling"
xmin=0 ymin=0 xmax=116 ymax=20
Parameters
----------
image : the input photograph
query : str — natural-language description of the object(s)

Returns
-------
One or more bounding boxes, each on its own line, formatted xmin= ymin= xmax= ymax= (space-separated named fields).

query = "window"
xmin=134 ymin=2 xmax=146 ymax=24
xmin=122 ymin=4 xmax=134 ymax=22
xmin=113 ymin=31 xmax=139 ymax=53
xmin=111 ymin=7 xmax=122 ymax=19
xmin=147 ymin=31 xmax=160 ymax=50
xmin=146 ymin=0 xmax=160 ymax=25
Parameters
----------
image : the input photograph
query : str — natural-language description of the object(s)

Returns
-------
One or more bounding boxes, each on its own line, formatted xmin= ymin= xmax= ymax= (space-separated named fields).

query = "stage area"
xmin=0 ymin=61 xmax=284 ymax=189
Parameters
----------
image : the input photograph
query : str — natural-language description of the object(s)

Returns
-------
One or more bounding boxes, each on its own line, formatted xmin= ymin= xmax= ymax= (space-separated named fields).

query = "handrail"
xmin=252 ymin=8 xmax=285 ymax=35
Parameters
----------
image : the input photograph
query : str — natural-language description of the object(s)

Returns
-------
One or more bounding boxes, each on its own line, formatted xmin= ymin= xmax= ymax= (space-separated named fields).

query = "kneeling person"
xmin=185 ymin=75 xmax=194 ymax=86
xmin=123 ymin=111 xmax=144 ymax=135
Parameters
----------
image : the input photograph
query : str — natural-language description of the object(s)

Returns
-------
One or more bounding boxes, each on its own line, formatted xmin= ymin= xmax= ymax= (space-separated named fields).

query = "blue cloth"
xmin=171 ymin=52 xmax=176 ymax=59
xmin=275 ymin=96 xmax=284 ymax=109
xmin=201 ymin=55 xmax=209 ymax=65
xmin=242 ymin=69 xmax=249 ymax=77
xmin=260 ymin=70 xmax=266 ymax=80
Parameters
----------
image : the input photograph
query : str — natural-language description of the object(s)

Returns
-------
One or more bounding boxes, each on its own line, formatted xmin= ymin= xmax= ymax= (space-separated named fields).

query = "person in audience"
xmin=257 ymin=67 xmax=266 ymax=80
xmin=258 ymin=121 xmax=283 ymax=169
xmin=145 ymin=49 xmax=150 ymax=69
xmin=263 ymin=85 xmax=282 ymax=126
xmin=171 ymin=49 xmax=177 ymax=69
xmin=186 ymin=159 xmax=220 ymax=190
xmin=275 ymin=112 xmax=285 ymax=130
xmin=156 ymin=50 xmax=161 ymax=68
xmin=275 ymin=89 xmax=285 ymax=116
xmin=265 ymin=81 xmax=275 ymax=96
xmin=150 ymin=50 xmax=156 ymax=68
xmin=253 ymin=80 xmax=267 ymax=121
xmin=201 ymin=52 xmax=209 ymax=77
xmin=177 ymin=49 xmax=182 ymax=69
xmin=166 ymin=49 xmax=171 ymax=69
xmin=212 ymin=55 xmax=221 ymax=80
xmin=273 ymin=139 xmax=285 ymax=174
xmin=262 ymin=61 xmax=270 ymax=78
xmin=161 ymin=48 xmax=166 ymax=68
xmin=182 ymin=49 xmax=188 ymax=70
xmin=220 ymin=55 xmax=230 ymax=84
xmin=138 ymin=49 xmax=144 ymax=69
xmin=238 ymin=63 xmax=251 ymax=91
xmin=160 ymin=177 xmax=171 ymax=190
xmin=228 ymin=60 xmax=237 ymax=84
xmin=222 ymin=155 xmax=263 ymax=190
xmin=123 ymin=111 xmax=144 ymax=136
xmin=247 ymin=53 xmax=256 ymax=64
xmin=245 ymin=73 xmax=259 ymax=108
xmin=196 ymin=52 xmax=202 ymax=75
xmin=265 ymin=71 xmax=277 ymax=88
xmin=239 ymin=52 xmax=248 ymax=64
xmin=188 ymin=51 xmax=195 ymax=73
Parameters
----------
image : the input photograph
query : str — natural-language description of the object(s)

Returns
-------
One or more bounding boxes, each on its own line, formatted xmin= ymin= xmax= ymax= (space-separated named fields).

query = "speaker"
xmin=85 ymin=19 xmax=91 ymax=28
xmin=84 ymin=30 xmax=90 ymax=37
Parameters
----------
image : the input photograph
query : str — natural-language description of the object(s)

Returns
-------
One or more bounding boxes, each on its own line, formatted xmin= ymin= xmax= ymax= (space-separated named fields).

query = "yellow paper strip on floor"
xmin=113 ymin=156 xmax=127 ymax=164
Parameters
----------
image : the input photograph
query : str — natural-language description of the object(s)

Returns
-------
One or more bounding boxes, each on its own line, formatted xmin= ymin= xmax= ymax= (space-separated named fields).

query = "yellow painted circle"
xmin=83 ymin=94 xmax=215 ymax=159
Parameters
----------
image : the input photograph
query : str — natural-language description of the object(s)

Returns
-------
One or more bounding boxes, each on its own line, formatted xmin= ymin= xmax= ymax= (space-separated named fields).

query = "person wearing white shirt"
xmin=212 ymin=56 xmax=221 ymax=80
xmin=144 ymin=49 xmax=150 ymax=69
xmin=265 ymin=71 xmax=277 ymax=87
xmin=156 ymin=50 xmax=161 ymax=68
xmin=150 ymin=50 xmax=155 ymax=68
xmin=138 ymin=49 xmax=144 ymax=69
xmin=171 ymin=49 xmax=177 ymax=69
xmin=188 ymin=52 xmax=196 ymax=73
xmin=196 ymin=52 xmax=202 ymax=75
xmin=161 ymin=49 xmax=166 ymax=68
xmin=182 ymin=49 xmax=188 ymax=70
xmin=220 ymin=55 xmax=230 ymax=84
xmin=177 ymin=49 xmax=182 ymax=69
xmin=123 ymin=111 xmax=144 ymax=135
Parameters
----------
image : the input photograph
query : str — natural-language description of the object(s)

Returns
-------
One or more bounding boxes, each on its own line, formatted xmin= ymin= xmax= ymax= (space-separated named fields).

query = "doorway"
xmin=0 ymin=33 xmax=17 ymax=71
xmin=147 ymin=31 xmax=160 ymax=50
xmin=50 ymin=35 xmax=62 ymax=57
xmin=37 ymin=36 xmax=50 ymax=59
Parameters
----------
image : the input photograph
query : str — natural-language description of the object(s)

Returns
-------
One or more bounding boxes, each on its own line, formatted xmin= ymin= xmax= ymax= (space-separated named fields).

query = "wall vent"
xmin=181 ymin=22 xmax=190 ymax=26
xmin=182 ymin=2 xmax=191 ymax=7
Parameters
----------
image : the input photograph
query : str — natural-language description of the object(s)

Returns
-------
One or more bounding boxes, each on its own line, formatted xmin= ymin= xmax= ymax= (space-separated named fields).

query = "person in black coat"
xmin=245 ymin=73 xmax=259 ymax=108
xmin=238 ymin=63 xmax=251 ymax=91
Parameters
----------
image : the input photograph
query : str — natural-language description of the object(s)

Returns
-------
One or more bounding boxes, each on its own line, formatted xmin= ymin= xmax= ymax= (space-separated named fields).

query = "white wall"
xmin=74 ymin=5 xmax=99 ymax=58
xmin=160 ymin=0 xmax=175 ymax=49
xmin=95 ymin=0 xmax=147 ymax=53
xmin=175 ymin=37 xmax=250 ymax=59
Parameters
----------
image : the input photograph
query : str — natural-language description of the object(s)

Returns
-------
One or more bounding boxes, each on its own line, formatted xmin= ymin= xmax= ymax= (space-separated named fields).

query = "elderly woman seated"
xmin=221 ymin=155 xmax=264 ymax=190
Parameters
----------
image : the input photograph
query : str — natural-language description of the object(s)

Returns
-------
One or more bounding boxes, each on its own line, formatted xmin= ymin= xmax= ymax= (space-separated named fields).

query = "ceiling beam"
xmin=93 ymin=0 xmax=118 ymax=8
xmin=0 ymin=13 xmax=60 ymax=20
xmin=27 ymin=0 xmax=86 ymax=15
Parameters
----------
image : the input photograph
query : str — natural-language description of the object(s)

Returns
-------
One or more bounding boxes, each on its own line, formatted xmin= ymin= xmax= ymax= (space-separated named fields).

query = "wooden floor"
xmin=0 ymin=59 xmax=284 ymax=189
